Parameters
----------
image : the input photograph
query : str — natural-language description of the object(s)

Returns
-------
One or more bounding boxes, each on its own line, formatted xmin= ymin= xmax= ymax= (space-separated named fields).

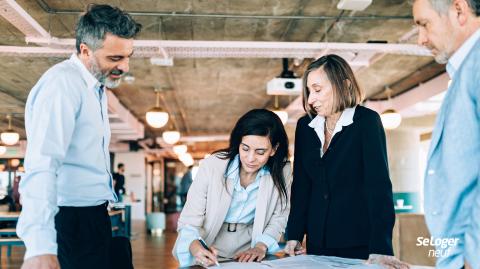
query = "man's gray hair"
xmin=75 ymin=4 xmax=142 ymax=53
xmin=428 ymin=0 xmax=479 ymax=15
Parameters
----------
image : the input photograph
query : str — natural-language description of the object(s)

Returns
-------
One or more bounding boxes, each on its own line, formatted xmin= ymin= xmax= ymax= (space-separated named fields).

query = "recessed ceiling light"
xmin=337 ymin=0 xmax=373 ymax=11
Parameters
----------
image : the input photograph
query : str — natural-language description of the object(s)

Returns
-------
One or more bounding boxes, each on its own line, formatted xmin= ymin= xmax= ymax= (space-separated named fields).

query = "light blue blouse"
xmin=175 ymin=155 xmax=279 ymax=266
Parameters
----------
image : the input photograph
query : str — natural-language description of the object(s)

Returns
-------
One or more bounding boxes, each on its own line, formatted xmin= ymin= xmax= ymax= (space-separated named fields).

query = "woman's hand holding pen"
xmin=234 ymin=242 xmax=267 ymax=262
xmin=284 ymin=240 xmax=306 ymax=256
xmin=189 ymin=240 xmax=219 ymax=267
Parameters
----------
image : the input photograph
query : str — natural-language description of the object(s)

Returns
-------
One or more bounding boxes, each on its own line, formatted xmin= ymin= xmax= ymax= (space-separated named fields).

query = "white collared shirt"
xmin=17 ymin=54 xmax=116 ymax=259
xmin=308 ymin=106 xmax=356 ymax=157
xmin=446 ymin=29 xmax=480 ymax=79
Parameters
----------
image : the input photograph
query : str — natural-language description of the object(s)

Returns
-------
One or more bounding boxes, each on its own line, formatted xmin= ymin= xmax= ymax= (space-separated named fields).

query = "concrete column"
xmin=115 ymin=151 xmax=147 ymax=220
xmin=385 ymin=129 xmax=423 ymax=213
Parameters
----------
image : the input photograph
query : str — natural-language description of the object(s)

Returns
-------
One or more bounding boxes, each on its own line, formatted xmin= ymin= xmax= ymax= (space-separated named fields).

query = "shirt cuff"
xmin=254 ymin=234 xmax=280 ymax=254
xmin=175 ymin=226 xmax=200 ymax=267
xmin=19 ymin=227 xmax=57 ymax=260
xmin=465 ymin=234 xmax=479 ymax=269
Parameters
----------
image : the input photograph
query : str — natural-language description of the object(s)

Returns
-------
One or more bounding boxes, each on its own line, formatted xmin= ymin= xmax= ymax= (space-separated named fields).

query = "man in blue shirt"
xmin=17 ymin=4 xmax=141 ymax=269
xmin=413 ymin=1 xmax=480 ymax=268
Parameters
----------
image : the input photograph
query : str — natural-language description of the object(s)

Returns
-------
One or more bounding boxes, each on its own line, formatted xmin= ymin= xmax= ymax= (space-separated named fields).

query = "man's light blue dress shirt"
xmin=17 ymin=54 xmax=116 ymax=259
xmin=175 ymin=155 xmax=280 ymax=266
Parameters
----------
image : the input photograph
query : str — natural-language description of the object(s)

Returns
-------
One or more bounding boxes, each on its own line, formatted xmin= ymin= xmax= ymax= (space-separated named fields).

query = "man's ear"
xmin=452 ymin=0 xmax=472 ymax=26
xmin=79 ymin=43 xmax=92 ymax=58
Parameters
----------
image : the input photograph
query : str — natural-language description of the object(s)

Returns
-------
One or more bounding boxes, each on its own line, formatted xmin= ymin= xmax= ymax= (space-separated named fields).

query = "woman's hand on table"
xmin=189 ymin=240 xmax=219 ymax=267
xmin=284 ymin=240 xmax=306 ymax=256
xmin=234 ymin=242 xmax=267 ymax=262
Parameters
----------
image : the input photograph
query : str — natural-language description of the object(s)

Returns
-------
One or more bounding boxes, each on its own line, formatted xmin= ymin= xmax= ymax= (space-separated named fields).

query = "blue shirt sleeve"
xmin=254 ymin=233 xmax=281 ymax=254
xmin=174 ymin=225 xmax=200 ymax=267
xmin=17 ymin=73 xmax=80 ymax=259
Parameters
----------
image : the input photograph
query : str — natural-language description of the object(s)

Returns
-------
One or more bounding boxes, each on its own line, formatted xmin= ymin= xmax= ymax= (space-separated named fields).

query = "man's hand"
xmin=465 ymin=260 xmax=472 ymax=269
xmin=234 ymin=242 xmax=268 ymax=262
xmin=189 ymin=240 xmax=219 ymax=267
xmin=283 ymin=240 xmax=306 ymax=256
xmin=366 ymin=254 xmax=410 ymax=269
xmin=21 ymin=254 xmax=60 ymax=269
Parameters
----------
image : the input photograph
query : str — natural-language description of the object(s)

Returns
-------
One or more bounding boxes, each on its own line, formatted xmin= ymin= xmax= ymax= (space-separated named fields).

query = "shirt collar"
xmin=225 ymin=154 xmax=270 ymax=180
xmin=308 ymin=106 xmax=356 ymax=132
xmin=69 ymin=53 xmax=101 ymax=91
xmin=446 ymin=29 xmax=480 ymax=79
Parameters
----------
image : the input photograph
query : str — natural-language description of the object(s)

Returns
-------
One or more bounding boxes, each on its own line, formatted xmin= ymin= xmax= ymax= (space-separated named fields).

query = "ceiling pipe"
xmin=34 ymin=0 xmax=412 ymax=20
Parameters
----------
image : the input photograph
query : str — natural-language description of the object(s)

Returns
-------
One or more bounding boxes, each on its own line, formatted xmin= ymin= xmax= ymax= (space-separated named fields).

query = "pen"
xmin=197 ymin=237 xmax=220 ymax=267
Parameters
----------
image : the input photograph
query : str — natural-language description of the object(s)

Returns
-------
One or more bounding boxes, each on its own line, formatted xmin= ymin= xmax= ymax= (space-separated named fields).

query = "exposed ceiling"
xmin=0 ymin=0 xmax=445 ymax=157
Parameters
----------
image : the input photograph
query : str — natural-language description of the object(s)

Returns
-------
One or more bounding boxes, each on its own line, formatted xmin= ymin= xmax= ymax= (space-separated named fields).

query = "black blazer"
xmin=287 ymin=106 xmax=395 ymax=256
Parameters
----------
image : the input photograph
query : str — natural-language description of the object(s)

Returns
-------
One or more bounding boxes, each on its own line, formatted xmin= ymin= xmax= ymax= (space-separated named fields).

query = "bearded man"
xmin=17 ymin=4 xmax=141 ymax=269
xmin=413 ymin=0 xmax=480 ymax=268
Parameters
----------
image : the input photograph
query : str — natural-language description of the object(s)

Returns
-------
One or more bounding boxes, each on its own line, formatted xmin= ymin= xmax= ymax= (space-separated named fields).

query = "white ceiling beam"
xmin=364 ymin=72 xmax=449 ymax=114
xmin=0 ymin=0 xmax=50 ymax=38
xmin=112 ymin=134 xmax=145 ymax=141
xmin=0 ymin=46 xmax=71 ymax=57
xmin=21 ymin=37 xmax=432 ymax=58
xmin=179 ymin=135 xmax=230 ymax=142
xmin=107 ymin=91 xmax=144 ymax=140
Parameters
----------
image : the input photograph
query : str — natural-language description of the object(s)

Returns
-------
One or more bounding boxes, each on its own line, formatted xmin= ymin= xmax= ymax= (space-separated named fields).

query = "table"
xmin=0 ymin=212 xmax=20 ymax=222
xmin=184 ymin=254 xmax=435 ymax=269
xmin=0 ymin=212 xmax=21 ymax=259
xmin=111 ymin=204 xmax=131 ymax=237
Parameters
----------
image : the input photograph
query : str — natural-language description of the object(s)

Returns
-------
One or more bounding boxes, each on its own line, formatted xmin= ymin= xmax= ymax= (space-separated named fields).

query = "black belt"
xmin=227 ymin=223 xmax=237 ymax=232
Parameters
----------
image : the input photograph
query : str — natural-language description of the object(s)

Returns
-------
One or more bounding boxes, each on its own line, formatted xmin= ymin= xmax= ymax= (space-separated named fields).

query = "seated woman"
xmin=172 ymin=109 xmax=292 ymax=267
xmin=284 ymin=54 xmax=395 ymax=259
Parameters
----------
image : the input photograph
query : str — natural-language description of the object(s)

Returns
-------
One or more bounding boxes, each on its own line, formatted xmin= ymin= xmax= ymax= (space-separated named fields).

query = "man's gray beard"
xmin=89 ymin=57 xmax=122 ymax=89
xmin=434 ymin=51 xmax=449 ymax=64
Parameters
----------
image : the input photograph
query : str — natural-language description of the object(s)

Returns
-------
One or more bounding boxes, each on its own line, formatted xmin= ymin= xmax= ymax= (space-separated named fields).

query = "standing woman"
xmin=173 ymin=109 xmax=292 ymax=267
xmin=285 ymin=54 xmax=395 ymax=259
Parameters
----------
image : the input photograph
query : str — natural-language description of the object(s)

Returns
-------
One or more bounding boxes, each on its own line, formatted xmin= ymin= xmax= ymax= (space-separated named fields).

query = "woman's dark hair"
xmin=75 ymin=4 xmax=142 ymax=53
xmin=302 ymin=54 xmax=364 ymax=118
xmin=214 ymin=109 xmax=290 ymax=204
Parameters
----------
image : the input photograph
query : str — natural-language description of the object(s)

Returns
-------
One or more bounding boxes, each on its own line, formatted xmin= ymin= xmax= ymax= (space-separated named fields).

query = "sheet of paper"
xmin=207 ymin=261 xmax=267 ymax=269
xmin=262 ymin=255 xmax=383 ymax=269
xmin=208 ymin=255 xmax=434 ymax=269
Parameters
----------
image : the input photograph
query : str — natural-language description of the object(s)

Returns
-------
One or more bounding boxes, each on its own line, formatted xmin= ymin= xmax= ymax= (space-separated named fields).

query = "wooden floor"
xmin=1 ymin=220 xmax=181 ymax=269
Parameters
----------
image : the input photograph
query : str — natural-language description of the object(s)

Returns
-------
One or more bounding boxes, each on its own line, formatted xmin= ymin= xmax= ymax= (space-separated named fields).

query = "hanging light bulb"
xmin=1 ymin=115 xmax=20 ymax=145
xmin=270 ymin=95 xmax=288 ymax=125
xmin=146 ymin=89 xmax=169 ymax=128
xmin=173 ymin=144 xmax=188 ymax=155
xmin=162 ymin=130 xmax=181 ymax=144
xmin=10 ymin=158 xmax=20 ymax=167
xmin=381 ymin=109 xmax=402 ymax=130
xmin=272 ymin=110 xmax=288 ymax=125
xmin=380 ymin=87 xmax=402 ymax=130
xmin=162 ymin=116 xmax=181 ymax=144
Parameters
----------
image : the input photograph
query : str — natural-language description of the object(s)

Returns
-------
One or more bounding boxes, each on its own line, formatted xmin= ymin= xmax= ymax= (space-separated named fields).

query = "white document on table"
xmin=209 ymin=255 xmax=434 ymax=269
xmin=262 ymin=255 xmax=383 ymax=269
xmin=209 ymin=255 xmax=382 ymax=269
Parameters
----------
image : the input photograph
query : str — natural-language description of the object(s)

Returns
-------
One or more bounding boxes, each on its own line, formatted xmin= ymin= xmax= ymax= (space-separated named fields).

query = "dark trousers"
xmin=55 ymin=202 xmax=111 ymax=269
xmin=308 ymin=245 xmax=369 ymax=260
